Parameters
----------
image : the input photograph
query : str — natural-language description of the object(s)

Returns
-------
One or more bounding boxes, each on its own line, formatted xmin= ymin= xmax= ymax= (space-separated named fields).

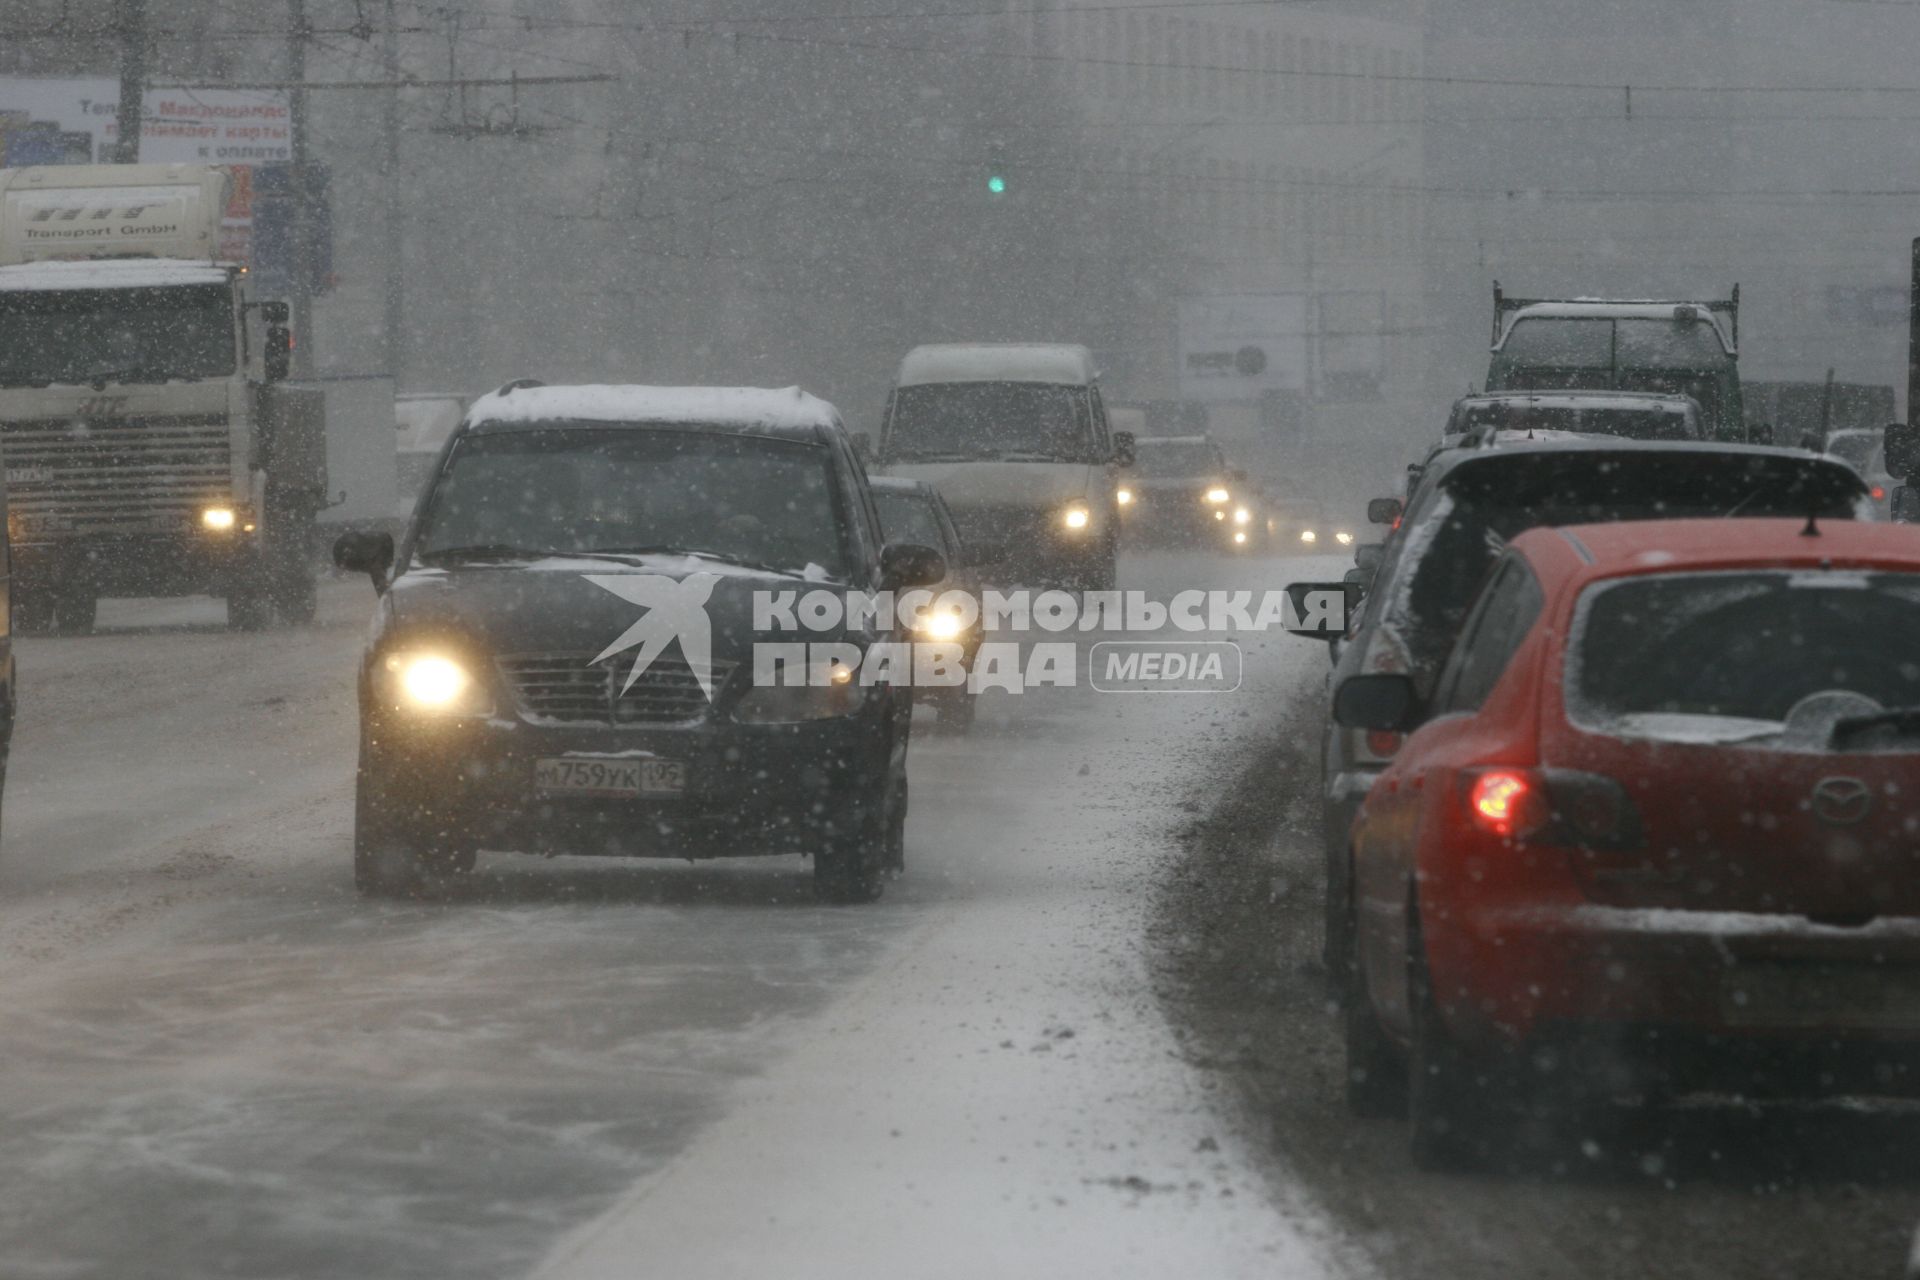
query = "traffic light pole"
xmin=114 ymin=0 xmax=146 ymax=162
xmin=288 ymin=0 xmax=316 ymax=378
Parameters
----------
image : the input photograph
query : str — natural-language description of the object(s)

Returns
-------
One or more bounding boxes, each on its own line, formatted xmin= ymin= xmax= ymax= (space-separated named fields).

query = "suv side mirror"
xmin=880 ymin=541 xmax=946 ymax=590
xmin=1281 ymin=580 xmax=1363 ymax=642
xmin=265 ymin=325 xmax=293 ymax=382
xmin=1885 ymin=421 xmax=1920 ymax=478
xmin=1112 ymin=430 xmax=1136 ymax=467
xmin=1333 ymin=673 xmax=1421 ymax=731
xmin=333 ymin=530 xmax=394 ymax=590
xmin=1354 ymin=542 xmax=1386 ymax=573
xmin=1366 ymin=497 xmax=1404 ymax=525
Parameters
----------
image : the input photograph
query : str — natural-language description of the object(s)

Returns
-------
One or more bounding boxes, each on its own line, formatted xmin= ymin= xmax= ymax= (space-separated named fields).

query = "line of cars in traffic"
xmin=1285 ymin=313 xmax=1920 ymax=1168
xmin=330 ymin=341 xmax=1177 ymax=902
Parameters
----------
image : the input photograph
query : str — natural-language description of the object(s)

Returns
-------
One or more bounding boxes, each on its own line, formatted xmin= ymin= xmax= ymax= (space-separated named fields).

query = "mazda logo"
xmin=1810 ymin=776 xmax=1873 ymax=826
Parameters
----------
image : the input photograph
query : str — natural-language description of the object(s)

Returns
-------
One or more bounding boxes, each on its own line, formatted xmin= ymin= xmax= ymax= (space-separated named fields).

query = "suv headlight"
xmin=1061 ymin=502 xmax=1092 ymax=532
xmin=733 ymin=661 xmax=866 ymax=723
xmin=374 ymin=650 xmax=494 ymax=716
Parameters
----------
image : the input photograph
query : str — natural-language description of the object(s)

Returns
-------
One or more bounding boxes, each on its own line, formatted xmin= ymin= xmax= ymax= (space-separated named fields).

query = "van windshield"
xmin=885 ymin=382 xmax=1094 ymax=463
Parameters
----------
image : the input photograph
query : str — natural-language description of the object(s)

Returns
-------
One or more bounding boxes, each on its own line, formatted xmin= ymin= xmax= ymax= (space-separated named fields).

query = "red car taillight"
xmin=1366 ymin=729 xmax=1404 ymax=758
xmin=1460 ymin=768 xmax=1641 ymax=848
xmin=1873 ymin=485 xmax=1888 ymax=501
xmin=1466 ymin=770 xmax=1550 ymax=838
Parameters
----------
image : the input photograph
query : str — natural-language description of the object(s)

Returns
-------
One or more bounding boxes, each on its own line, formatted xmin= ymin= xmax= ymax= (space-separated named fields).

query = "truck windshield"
xmin=415 ymin=425 xmax=852 ymax=579
xmin=885 ymin=382 xmax=1093 ymax=462
xmin=0 ymin=284 xmax=235 ymax=386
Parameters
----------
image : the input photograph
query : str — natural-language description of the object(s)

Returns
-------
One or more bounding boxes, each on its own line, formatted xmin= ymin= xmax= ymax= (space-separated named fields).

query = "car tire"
xmin=1343 ymin=891 xmax=1406 ymax=1118
xmin=14 ymin=591 xmax=54 ymax=635
xmin=354 ymin=783 xmax=476 ymax=897
xmin=815 ymin=797 xmax=888 ymax=904
xmin=1323 ymin=831 xmax=1353 ymax=1004
xmin=1406 ymin=916 xmax=1506 ymax=1170
xmin=227 ymin=584 xmax=274 ymax=632
xmin=938 ymin=693 xmax=976 ymax=733
xmin=53 ymin=589 xmax=96 ymax=636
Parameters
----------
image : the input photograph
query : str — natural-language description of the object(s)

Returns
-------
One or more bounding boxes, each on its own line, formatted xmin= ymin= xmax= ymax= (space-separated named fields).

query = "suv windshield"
xmin=885 ymin=382 xmax=1093 ymax=462
xmin=0 ymin=284 xmax=234 ymax=386
xmin=1572 ymin=571 xmax=1920 ymax=734
xmin=1382 ymin=451 xmax=1863 ymax=679
xmin=415 ymin=426 xmax=850 ymax=579
xmin=1134 ymin=442 xmax=1223 ymax=477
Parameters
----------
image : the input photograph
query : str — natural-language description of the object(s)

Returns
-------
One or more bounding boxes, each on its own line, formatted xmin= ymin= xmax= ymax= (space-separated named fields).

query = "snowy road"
xmin=0 ymin=550 xmax=1356 ymax=1280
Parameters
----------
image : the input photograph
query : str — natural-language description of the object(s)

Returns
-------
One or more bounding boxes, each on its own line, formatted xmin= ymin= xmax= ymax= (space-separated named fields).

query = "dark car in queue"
xmin=1123 ymin=435 xmax=1253 ymax=549
xmin=1335 ymin=518 xmax=1920 ymax=1167
xmin=1287 ymin=440 xmax=1871 ymax=1001
xmin=870 ymin=476 xmax=986 ymax=731
xmin=333 ymin=381 xmax=946 ymax=904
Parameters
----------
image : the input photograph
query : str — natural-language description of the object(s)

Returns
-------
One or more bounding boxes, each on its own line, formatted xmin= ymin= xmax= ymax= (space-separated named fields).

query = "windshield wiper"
xmin=1831 ymin=706 xmax=1920 ymax=748
xmin=890 ymin=450 xmax=974 ymax=463
xmin=998 ymin=451 xmax=1079 ymax=463
xmin=581 ymin=545 xmax=796 ymax=575
xmin=417 ymin=543 xmax=551 ymax=565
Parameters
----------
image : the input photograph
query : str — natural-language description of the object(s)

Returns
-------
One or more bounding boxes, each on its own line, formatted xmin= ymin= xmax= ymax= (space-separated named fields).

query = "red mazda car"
xmin=1335 ymin=517 xmax=1920 ymax=1167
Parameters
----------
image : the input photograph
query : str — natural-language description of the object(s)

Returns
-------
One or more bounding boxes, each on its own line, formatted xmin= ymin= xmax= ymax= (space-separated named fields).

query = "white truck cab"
xmin=0 ymin=164 xmax=324 ymax=633
xmin=876 ymin=343 xmax=1133 ymax=591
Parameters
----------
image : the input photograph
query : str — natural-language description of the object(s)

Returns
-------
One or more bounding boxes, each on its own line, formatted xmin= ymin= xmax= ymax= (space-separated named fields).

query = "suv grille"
xmin=497 ymin=652 xmax=734 ymax=726
xmin=1 ymin=414 xmax=232 ymax=536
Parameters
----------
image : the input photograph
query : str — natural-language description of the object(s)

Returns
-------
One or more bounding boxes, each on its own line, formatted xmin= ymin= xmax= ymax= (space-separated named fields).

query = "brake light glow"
xmin=1873 ymin=485 xmax=1887 ymax=501
xmin=1467 ymin=770 xmax=1548 ymax=838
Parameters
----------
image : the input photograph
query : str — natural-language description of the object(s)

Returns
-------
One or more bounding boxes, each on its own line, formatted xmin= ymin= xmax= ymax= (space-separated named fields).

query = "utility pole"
xmin=382 ymin=0 xmax=406 ymax=388
xmin=114 ymin=0 xmax=146 ymax=162
xmin=288 ymin=0 xmax=316 ymax=378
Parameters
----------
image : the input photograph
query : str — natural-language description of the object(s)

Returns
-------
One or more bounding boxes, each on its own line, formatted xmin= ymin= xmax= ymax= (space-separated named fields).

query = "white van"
xmin=876 ymin=344 xmax=1133 ymax=590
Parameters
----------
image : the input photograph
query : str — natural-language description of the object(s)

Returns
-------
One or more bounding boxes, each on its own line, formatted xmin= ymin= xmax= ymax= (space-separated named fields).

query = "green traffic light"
xmin=987 ymin=175 xmax=1007 ymax=194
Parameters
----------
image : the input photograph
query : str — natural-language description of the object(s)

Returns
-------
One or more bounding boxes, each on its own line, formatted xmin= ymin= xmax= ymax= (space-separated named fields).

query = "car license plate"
xmin=1721 ymin=964 xmax=1920 ymax=1031
xmin=533 ymin=756 xmax=684 ymax=798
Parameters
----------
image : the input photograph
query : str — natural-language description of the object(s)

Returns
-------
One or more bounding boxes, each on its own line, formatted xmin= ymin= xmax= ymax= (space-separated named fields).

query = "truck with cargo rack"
xmin=0 ymin=163 xmax=325 ymax=632
xmin=1486 ymin=283 xmax=1747 ymax=442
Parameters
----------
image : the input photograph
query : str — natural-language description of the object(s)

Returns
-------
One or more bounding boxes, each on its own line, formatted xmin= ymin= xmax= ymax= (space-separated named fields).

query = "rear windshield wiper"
xmin=1831 ymin=706 xmax=1920 ymax=748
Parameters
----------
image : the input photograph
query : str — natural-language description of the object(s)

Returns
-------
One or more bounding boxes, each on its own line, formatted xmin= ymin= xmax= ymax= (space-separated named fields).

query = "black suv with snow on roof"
xmin=1286 ymin=438 xmax=1871 ymax=1005
xmin=332 ymin=381 xmax=946 ymax=903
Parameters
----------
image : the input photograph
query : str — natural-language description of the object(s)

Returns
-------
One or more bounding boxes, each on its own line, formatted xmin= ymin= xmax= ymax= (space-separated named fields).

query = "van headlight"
xmin=375 ymin=651 xmax=494 ymax=716
xmin=733 ymin=664 xmax=866 ymax=723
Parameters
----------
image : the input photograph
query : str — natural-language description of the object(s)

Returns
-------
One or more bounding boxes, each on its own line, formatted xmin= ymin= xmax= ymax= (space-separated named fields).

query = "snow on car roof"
xmin=0 ymin=258 xmax=233 ymax=291
xmin=1454 ymin=392 xmax=1695 ymax=413
xmin=1517 ymin=517 xmax=1920 ymax=577
xmin=895 ymin=343 xmax=1096 ymax=388
xmin=1135 ymin=434 xmax=1212 ymax=445
xmin=1498 ymin=301 xmax=1736 ymax=350
xmin=465 ymin=383 xmax=843 ymax=438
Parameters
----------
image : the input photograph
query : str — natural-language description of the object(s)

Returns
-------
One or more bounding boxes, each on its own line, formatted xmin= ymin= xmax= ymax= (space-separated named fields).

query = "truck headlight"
xmin=1205 ymin=487 xmax=1230 ymax=505
xmin=1061 ymin=503 xmax=1091 ymax=532
xmin=1335 ymin=531 xmax=1354 ymax=546
xmin=1300 ymin=529 xmax=1317 ymax=544
xmin=202 ymin=506 xmax=237 ymax=531
xmin=733 ymin=664 xmax=865 ymax=723
xmin=376 ymin=651 xmax=493 ymax=716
